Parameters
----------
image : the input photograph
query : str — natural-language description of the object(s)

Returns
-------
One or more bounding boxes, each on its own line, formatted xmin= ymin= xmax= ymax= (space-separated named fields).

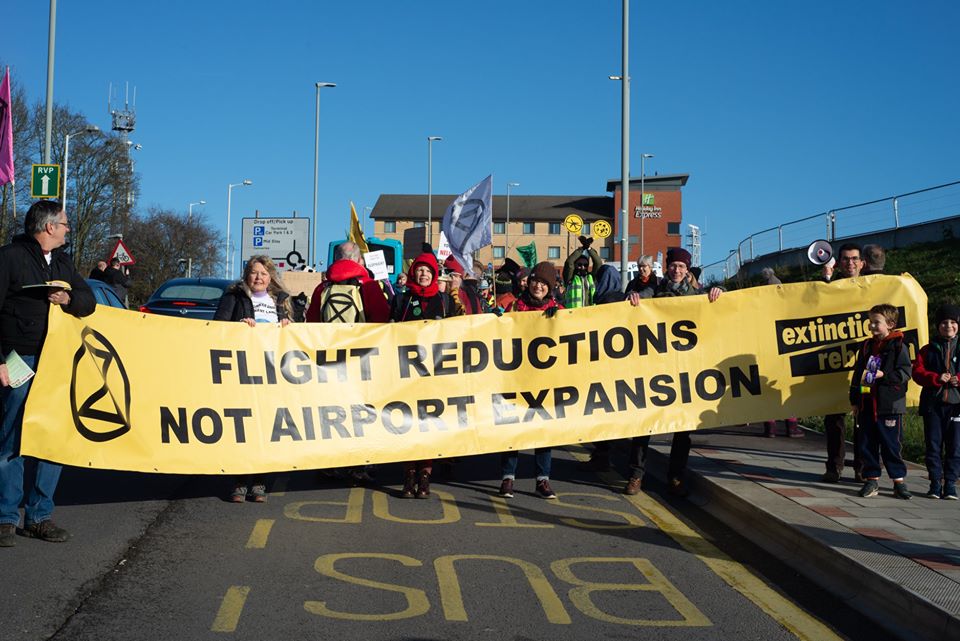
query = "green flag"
xmin=516 ymin=242 xmax=538 ymax=269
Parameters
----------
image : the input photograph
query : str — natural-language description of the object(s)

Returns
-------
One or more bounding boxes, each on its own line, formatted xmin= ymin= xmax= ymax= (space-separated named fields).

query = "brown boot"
xmin=623 ymin=477 xmax=642 ymax=495
xmin=415 ymin=470 xmax=431 ymax=499
xmin=401 ymin=469 xmax=417 ymax=498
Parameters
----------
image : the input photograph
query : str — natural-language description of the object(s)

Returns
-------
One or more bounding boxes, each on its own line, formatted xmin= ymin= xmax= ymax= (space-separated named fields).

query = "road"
xmin=3 ymin=444 xmax=894 ymax=641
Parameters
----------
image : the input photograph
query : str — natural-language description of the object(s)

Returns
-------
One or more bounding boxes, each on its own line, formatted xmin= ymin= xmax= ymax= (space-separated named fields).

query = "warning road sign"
xmin=110 ymin=239 xmax=136 ymax=266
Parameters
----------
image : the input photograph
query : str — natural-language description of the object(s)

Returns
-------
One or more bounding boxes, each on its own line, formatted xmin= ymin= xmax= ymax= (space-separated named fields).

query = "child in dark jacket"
xmin=911 ymin=304 xmax=960 ymax=500
xmin=850 ymin=304 xmax=914 ymax=499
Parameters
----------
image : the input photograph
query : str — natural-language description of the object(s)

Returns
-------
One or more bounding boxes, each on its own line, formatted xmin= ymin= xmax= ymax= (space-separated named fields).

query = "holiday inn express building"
xmin=370 ymin=174 xmax=689 ymax=268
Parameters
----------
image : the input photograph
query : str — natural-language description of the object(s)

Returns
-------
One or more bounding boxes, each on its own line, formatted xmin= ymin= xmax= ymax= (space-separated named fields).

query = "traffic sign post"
xmin=31 ymin=164 xmax=61 ymax=199
xmin=241 ymin=218 xmax=310 ymax=270
xmin=110 ymin=239 xmax=136 ymax=266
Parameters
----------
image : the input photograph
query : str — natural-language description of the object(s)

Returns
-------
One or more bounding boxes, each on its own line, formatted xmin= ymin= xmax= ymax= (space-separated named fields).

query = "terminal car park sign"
xmin=241 ymin=217 xmax=310 ymax=270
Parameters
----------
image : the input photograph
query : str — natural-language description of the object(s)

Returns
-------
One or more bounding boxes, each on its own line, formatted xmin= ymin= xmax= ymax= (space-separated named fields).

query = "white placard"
xmin=364 ymin=250 xmax=389 ymax=281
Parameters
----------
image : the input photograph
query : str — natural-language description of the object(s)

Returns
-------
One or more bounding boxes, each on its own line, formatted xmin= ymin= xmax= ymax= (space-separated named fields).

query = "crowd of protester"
xmin=1 ymin=200 xmax=956 ymax=548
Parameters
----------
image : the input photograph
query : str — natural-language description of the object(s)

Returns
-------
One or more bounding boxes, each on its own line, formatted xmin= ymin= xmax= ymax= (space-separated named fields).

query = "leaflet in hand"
xmin=4 ymin=350 xmax=35 ymax=388
xmin=22 ymin=280 xmax=72 ymax=291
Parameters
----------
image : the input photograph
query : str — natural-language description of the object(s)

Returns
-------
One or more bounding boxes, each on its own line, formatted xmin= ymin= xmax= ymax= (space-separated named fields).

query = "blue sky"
xmin=7 ymin=1 xmax=959 ymax=270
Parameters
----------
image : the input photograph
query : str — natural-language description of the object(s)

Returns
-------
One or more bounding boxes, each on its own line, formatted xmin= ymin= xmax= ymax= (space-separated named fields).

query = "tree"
xmin=121 ymin=206 xmax=222 ymax=307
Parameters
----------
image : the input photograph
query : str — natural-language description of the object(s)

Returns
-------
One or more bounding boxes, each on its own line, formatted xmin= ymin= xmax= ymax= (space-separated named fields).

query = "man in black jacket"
xmin=0 ymin=200 xmax=96 ymax=547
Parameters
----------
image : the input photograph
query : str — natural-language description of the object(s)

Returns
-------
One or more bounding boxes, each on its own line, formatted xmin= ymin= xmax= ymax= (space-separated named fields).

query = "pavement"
xmin=641 ymin=422 xmax=960 ymax=641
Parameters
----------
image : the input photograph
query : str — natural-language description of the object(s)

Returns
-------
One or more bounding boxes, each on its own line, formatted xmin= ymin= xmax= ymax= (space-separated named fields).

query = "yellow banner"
xmin=22 ymin=275 xmax=927 ymax=475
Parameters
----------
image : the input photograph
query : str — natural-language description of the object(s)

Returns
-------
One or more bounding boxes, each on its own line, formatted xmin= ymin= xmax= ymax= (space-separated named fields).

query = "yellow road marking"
xmin=211 ymin=585 xmax=250 ymax=632
xmin=566 ymin=447 xmax=843 ymax=641
xmin=246 ymin=519 xmax=274 ymax=549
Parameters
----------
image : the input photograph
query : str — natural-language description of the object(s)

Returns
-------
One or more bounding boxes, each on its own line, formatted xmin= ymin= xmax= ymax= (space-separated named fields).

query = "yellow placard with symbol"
xmin=592 ymin=220 xmax=612 ymax=238
xmin=563 ymin=214 xmax=584 ymax=234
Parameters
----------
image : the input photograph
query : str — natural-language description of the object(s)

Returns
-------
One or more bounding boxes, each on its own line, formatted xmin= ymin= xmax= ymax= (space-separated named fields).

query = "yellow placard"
xmin=563 ymin=214 xmax=584 ymax=234
xmin=592 ymin=220 xmax=612 ymax=238
xmin=22 ymin=275 xmax=927 ymax=475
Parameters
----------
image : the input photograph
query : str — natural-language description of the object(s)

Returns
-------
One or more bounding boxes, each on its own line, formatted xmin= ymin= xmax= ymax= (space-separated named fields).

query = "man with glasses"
xmin=0 ymin=200 xmax=95 ymax=547
xmin=821 ymin=243 xmax=865 ymax=482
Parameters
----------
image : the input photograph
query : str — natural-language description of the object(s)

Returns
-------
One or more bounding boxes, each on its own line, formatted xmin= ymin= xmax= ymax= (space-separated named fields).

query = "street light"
xmin=187 ymin=200 xmax=206 ymax=278
xmin=62 ymin=124 xmax=99 ymax=238
xmin=611 ymin=0 xmax=631 ymax=288
xmin=313 ymin=81 xmax=336 ymax=268
xmin=427 ymin=136 xmax=442 ymax=245
xmin=226 ymin=180 xmax=252 ymax=279
xmin=363 ymin=206 xmax=373 ymax=238
xmin=505 ymin=182 xmax=519 ymax=253
xmin=639 ymin=153 xmax=654 ymax=256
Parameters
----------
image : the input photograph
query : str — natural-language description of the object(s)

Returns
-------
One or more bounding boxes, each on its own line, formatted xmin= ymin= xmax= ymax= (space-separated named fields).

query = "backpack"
xmin=319 ymin=279 xmax=365 ymax=323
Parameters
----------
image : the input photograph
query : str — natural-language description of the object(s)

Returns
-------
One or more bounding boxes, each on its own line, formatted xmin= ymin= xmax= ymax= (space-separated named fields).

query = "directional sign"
xmin=110 ymin=239 xmax=136 ymax=265
xmin=593 ymin=220 xmax=612 ymax=239
xmin=241 ymin=217 xmax=310 ymax=270
xmin=31 ymin=164 xmax=61 ymax=199
xmin=563 ymin=214 xmax=584 ymax=234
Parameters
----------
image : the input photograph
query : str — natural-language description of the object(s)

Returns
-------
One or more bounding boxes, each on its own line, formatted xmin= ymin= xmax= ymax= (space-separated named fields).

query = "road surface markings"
xmin=245 ymin=519 xmax=274 ymax=549
xmin=211 ymin=586 xmax=250 ymax=632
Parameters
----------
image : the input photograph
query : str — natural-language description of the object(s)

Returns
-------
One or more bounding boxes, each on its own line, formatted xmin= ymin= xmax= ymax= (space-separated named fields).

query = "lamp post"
xmin=188 ymin=200 xmax=206 ymax=278
xmin=363 ymin=206 xmax=372 ymax=238
xmin=427 ymin=136 xmax=442 ymax=246
xmin=313 ymin=82 xmax=336 ymax=268
xmin=610 ymin=0 xmax=631 ymax=289
xmin=62 ymin=124 xmax=99 ymax=259
xmin=505 ymin=181 xmax=519 ymax=254
xmin=226 ymin=180 xmax=252 ymax=279
xmin=639 ymin=153 xmax=654 ymax=256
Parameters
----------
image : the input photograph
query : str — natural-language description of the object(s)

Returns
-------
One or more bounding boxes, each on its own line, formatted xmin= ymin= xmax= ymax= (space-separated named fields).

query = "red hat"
xmin=443 ymin=255 xmax=465 ymax=276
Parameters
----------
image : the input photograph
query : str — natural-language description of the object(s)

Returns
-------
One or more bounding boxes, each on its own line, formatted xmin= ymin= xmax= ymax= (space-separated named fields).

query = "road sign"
xmin=110 ymin=239 xmax=136 ymax=265
xmin=31 ymin=164 xmax=61 ymax=199
xmin=241 ymin=217 xmax=310 ymax=270
xmin=593 ymin=220 xmax=612 ymax=238
xmin=563 ymin=214 xmax=584 ymax=234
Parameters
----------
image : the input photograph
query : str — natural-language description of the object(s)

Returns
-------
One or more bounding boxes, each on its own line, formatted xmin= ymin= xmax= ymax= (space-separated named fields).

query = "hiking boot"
xmin=623 ymin=476 xmax=642 ymax=495
xmin=858 ymin=480 xmax=880 ymax=498
xmin=821 ymin=470 xmax=841 ymax=483
xmin=535 ymin=479 xmax=557 ymax=499
xmin=943 ymin=483 xmax=958 ymax=500
xmin=249 ymin=484 xmax=267 ymax=503
xmin=20 ymin=520 xmax=70 ymax=542
xmin=499 ymin=478 xmax=514 ymax=498
xmin=763 ymin=421 xmax=777 ymax=438
xmin=786 ymin=421 xmax=804 ymax=438
xmin=893 ymin=482 xmax=912 ymax=500
xmin=0 ymin=523 xmax=15 ymax=547
xmin=668 ymin=478 xmax=689 ymax=497
xmin=926 ymin=481 xmax=942 ymax=499
xmin=401 ymin=470 xmax=417 ymax=498
xmin=415 ymin=471 xmax=431 ymax=499
xmin=230 ymin=485 xmax=247 ymax=503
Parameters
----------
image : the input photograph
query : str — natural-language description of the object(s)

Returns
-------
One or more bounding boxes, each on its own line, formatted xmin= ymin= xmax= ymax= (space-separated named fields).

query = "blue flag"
xmin=441 ymin=175 xmax=493 ymax=277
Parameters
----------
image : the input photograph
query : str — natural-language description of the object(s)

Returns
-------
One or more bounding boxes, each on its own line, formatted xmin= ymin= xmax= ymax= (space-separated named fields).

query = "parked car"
xmin=86 ymin=278 xmax=127 ymax=309
xmin=139 ymin=278 xmax=233 ymax=320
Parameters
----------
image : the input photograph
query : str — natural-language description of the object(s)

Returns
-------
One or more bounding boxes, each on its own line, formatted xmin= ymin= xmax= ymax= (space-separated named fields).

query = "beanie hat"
xmin=666 ymin=247 xmax=692 ymax=268
xmin=935 ymin=304 xmax=960 ymax=325
xmin=443 ymin=255 xmax=465 ymax=276
xmin=529 ymin=262 xmax=558 ymax=287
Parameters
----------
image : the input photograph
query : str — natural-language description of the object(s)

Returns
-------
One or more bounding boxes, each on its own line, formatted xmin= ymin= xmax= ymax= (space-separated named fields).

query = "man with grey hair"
xmin=306 ymin=241 xmax=389 ymax=323
xmin=0 ymin=200 xmax=95 ymax=547
xmin=334 ymin=240 xmax=363 ymax=263
xmin=862 ymin=244 xmax=886 ymax=276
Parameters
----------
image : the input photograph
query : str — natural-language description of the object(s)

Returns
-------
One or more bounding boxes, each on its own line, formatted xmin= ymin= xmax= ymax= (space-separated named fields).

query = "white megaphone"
xmin=807 ymin=240 xmax=835 ymax=267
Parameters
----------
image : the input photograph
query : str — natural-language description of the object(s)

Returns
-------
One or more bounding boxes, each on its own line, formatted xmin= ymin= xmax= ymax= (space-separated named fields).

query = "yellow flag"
xmin=348 ymin=202 xmax=369 ymax=254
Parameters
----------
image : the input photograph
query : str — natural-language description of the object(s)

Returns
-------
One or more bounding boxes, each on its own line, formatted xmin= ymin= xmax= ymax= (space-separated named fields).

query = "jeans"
xmin=922 ymin=404 xmax=960 ymax=484
xmin=857 ymin=413 xmax=907 ymax=480
xmin=668 ymin=432 xmax=691 ymax=481
xmin=594 ymin=436 xmax=650 ymax=478
xmin=0 ymin=354 xmax=63 ymax=526
xmin=501 ymin=448 xmax=551 ymax=480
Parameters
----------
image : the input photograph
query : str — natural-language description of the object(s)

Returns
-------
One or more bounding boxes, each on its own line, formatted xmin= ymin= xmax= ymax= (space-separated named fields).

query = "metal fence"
xmin=699 ymin=180 xmax=960 ymax=284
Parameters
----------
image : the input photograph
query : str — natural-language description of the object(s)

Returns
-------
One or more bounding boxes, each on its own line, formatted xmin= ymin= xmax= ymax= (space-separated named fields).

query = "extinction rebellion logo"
xmin=70 ymin=327 xmax=132 ymax=442
xmin=774 ymin=307 xmax=918 ymax=377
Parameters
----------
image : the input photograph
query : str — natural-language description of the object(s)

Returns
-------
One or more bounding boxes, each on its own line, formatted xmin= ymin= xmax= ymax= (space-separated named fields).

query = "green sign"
xmin=31 ymin=164 xmax=61 ymax=199
xmin=642 ymin=193 xmax=655 ymax=206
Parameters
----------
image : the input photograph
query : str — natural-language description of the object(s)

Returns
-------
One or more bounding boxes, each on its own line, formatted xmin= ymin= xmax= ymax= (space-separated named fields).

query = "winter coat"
xmin=912 ymin=336 xmax=960 ymax=414
xmin=849 ymin=331 xmax=912 ymax=417
xmin=214 ymin=283 xmax=291 ymax=323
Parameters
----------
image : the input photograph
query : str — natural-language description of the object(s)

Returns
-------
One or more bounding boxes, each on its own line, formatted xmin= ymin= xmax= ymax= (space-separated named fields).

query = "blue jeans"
xmin=501 ymin=448 xmax=551 ymax=481
xmin=922 ymin=404 xmax=960 ymax=484
xmin=0 ymin=354 xmax=63 ymax=526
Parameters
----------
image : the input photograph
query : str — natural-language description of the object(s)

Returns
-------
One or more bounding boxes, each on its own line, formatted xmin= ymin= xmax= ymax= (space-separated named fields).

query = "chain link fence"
xmin=700 ymin=180 xmax=960 ymax=284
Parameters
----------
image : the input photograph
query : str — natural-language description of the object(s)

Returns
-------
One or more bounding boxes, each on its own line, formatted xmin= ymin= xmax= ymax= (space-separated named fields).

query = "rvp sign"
xmin=31 ymin=164 xmax=61 ymax=199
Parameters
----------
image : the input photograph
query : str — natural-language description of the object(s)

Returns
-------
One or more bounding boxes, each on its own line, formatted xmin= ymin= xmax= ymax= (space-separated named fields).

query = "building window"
xmin=522 ymin=222 xmax=535 ymax=234
xmin=600 ymin=247 xmax=612 ymax=260
xmin=548 ymin=246 xmax=561 ymax=259
xmin=493 ymin=246 xmax=505 ymax=259
xmin=667 ymin=222 xmax=681 ymax=235
xmin=548 ymin=222 xmax=561 ymax=234
xmin=384 ymin=221 xmax=397 ymax=233
xmin=493 ymin=222 xmax=505 ymax=234
xmin=582 ymin=222 xmax=590 ymax=236
xmin=413 ymin=221 xmax=424 ymax=228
